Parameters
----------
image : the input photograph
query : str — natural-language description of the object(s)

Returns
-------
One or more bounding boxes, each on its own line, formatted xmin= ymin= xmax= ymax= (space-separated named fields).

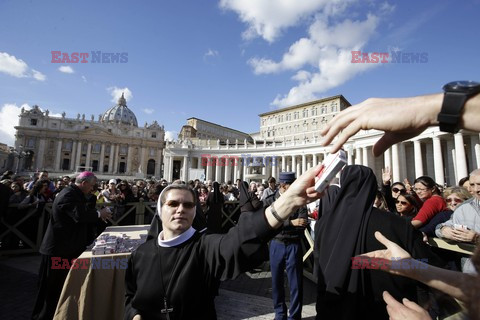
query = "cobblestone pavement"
xmin=0 ymin=254 xmax=318 ymax=320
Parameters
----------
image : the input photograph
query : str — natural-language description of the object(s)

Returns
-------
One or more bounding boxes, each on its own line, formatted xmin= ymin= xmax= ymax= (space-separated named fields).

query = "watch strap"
xmin=437 ymin=92 xmax=468 ymax=133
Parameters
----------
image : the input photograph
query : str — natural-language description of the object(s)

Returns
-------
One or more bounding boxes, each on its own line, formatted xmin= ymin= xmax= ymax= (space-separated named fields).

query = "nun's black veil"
xmin=315 ymin=165 xmax=377 ymax=295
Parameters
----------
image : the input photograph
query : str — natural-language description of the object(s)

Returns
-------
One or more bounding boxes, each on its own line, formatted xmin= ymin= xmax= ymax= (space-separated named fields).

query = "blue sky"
xmin=1 ymin=0 xmax=479 ymax=146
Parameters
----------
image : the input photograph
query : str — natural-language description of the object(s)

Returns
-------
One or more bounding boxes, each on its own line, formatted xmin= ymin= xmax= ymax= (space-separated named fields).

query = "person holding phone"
xmin=435 ymin=169 xmax=480 ymax=273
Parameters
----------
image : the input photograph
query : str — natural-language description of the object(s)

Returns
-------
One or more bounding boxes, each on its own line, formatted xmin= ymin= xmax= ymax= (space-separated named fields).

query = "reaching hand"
xmin=382 ymin=167 xmax=392 ymax=185
xmin=282 ymin=164 xmax=325 ymax=208
xmin=291 ymin=218 xmax=308 ymax=227
xmin=383 ymin=291 xmax=431 ymax=320
xmin=320 ymin=95 xmax=441 ymax=156
xmin=359 ymin=231 xmax=412 ymax=275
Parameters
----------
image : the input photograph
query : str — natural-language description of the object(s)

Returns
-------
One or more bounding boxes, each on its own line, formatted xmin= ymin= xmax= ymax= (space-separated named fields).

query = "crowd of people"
xmin=1 ymin=85 xmax=480 ymax=320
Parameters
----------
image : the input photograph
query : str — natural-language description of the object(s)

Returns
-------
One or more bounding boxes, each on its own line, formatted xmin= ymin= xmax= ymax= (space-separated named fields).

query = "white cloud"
xmin=0 ymin=103 xmax=30 ymax=146
xmin=204 ymin=49 xmax=219 ymax=58
xmin=0 ymin=52 xmax=46 ymax=81
xmin=165 ymin=131 xmax=177 ymax=141
xmin=107 ymin=87 xmax=133 ymax=103
xmin=225 ymin=1 xmax=394 ymax=107
xmin=81 ymin=75 xmax=87 ymax=82
xmin=32 ymin=69 xmax=46 ymax=81
xmin=58 ymin=65 xmax=74 ymax=74
xmin=0 ymin=52 xmax=29 ymax=78
xmin=219 ymin=0 xmax=350 ymax=43
xmin=143 ymin=108 xmax=154 ymax=114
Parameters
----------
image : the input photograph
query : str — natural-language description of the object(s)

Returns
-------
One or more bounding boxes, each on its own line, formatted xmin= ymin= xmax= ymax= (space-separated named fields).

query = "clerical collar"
xmin=158 ymin=227 xmax=196 ymax=247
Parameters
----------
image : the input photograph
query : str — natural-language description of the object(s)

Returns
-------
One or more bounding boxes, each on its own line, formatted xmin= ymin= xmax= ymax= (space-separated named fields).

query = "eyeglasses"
xmin=165 ymin=200 xmax=195 ymax=209
xmin=446 ymin=198 xmax=463 ymax=204
xmin=413 ymin=187 xmax=429 ymax=192
xmin=392 ymin=187 xmax=406 ymax=194
xmin=395 ymin=200 xmax=409 ymax=205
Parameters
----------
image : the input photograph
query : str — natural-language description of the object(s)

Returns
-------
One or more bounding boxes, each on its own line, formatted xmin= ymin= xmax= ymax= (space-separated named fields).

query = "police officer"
xmin=264 ymin=172 xmax=308 ymax=320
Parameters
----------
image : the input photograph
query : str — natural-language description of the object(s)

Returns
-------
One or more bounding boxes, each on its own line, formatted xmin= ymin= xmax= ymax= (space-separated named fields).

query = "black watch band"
xmin=437 ymin=92 xmax=468 ymax=133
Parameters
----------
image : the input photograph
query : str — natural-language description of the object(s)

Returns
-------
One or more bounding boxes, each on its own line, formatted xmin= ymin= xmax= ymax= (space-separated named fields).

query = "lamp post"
xmin=10 ymin=145 xmax=32 ymax=174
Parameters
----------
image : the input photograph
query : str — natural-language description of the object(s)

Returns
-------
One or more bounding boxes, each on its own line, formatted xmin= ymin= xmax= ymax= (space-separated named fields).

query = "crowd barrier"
xmin=1 ymin=202 xmax=476 ymax=281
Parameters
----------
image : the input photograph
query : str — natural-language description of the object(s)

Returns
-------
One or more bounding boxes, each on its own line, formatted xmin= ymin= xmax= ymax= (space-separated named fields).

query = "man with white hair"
xmin=436 ymin=168 xmax=480 ymax=273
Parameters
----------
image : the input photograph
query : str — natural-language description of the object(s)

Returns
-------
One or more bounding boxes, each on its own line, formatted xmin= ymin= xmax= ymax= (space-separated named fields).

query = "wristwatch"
xmin=437 ymin=80 xmax=480 ymax=133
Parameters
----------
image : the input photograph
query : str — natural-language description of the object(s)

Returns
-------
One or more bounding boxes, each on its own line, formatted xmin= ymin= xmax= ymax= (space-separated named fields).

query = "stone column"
xmin=454 ymin=133 xmax=468 ymax=180
xmin=108 ymin=144 xmax=114 ymax=174
xmin=206 ymin=157 xmax=212 ymax=182
xmin=473 ymin=134 xmax=480 ymax=169
xmin=182 ymin=156 xmax=188 ymax=181
xmin=55 ymin=139 xmax=63 ymax=171
xmin=242 ymin=157 xmax=248 ymax=181
xmin=301 ymin=154 xmax=306 ymax=175
xmin=413 ymin=140 xmax=423 ymax=177
xmin=432 ymin=136 xmax=445 ymax=186
xmin=75 ymin=141 xmax=82 ymax=171
xmin=392 ymin=144 xmax=400 ymax=182
xmin=355 ymin=148 xmax=362 ymax=165
xmin=225 ymin=157 xmax=232 ymax=183
xmin=292 ymin=155 xmax=296 ymax=174
xmin=85 ymin=142 xmax=92 ymax=170
xmin=215 ymin=157 xmax=222 ymax=182
xmin=312 ymin=154 xmax=317 ymax=167
xmin=112 ymin=145 xmax=119 ymax=174
xmin=384 ymin=148 xmax=391 ymax=170
xmin=70 ymin=141 xmax=77 ymax=171
xmin=36 ymin=138 xmax=46 ymax=170
xmin=167 ymin=156 xmax=174 ymax=182
xmin=99 ymin=143 xmax=105 ymax=173
xmin=281 ymin=156 xmax=286 ymax=172
xmin=362 ymin=147 xmax=369 ymax=167
xmin=347 ymin=149 xmax=353 ymax=165
xmin=156 ymin=148 xmax=162 ymax=178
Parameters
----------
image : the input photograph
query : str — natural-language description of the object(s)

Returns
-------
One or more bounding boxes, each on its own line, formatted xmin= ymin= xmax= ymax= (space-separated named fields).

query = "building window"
xmin=51 ymin=122 xmax=57 ymax=128
xmin=151 ymin=132 xmax=157 ymax=138
xmin=63 ymin=141 xmax=73 ymax=151
xmin=105 ymin=145 xmax=111 ymax=154
xmin=150 ymin=148 xmax=155 ymax=157
xmin=30 ymin=119 xmax=37 ymax=126
xmin=120 ymin=146 xmax=127 ymax=155
xmin=93 ymin=143 xmax=101 ymax=153
xmin=26 ymin=138 xmax=35 ymax=148
xmin=303 ymin=109 xmax=308 ymax=118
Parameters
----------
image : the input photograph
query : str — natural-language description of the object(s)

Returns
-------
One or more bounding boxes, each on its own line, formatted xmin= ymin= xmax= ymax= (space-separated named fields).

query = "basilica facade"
xmin=12 ymin=94 xmax=165 ymax=179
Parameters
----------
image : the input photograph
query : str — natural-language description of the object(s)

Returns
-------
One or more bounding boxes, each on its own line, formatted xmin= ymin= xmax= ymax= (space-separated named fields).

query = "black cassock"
xmin=125 ymin=209 xmax=275 ymax=320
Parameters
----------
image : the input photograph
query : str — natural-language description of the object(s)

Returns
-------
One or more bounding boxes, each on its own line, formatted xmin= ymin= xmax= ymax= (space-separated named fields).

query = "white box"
xmin=315 ymin=150 xmax=347 ymax=193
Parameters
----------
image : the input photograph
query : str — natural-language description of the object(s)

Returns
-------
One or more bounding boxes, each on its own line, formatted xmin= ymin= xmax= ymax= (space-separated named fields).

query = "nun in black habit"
xmin=314 ymin=165 xmax=443 ymax=319
xmin=205 ymin=182 xmax=224 ymax=234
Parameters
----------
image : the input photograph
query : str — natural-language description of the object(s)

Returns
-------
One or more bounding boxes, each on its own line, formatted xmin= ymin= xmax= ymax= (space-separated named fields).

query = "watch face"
xmin=443 ymin=80 xmax=480 ymax=94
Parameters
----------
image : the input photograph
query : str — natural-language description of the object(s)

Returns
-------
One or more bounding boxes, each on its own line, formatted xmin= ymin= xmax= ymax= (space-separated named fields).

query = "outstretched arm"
xmin=321 ymin=93 xmax=480 ymax=156
xmin=360 ymin=231 xmax=475 ymax=302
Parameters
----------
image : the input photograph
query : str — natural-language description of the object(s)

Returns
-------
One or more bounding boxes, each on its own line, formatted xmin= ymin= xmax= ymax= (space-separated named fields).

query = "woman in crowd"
xmin=445 ymin=187 xmax=472 ymax=211
xmin=411 ymin=176 xmax=447 ymax=228
xmin=395 ymin=193 xmax=422 ymax=220
xmin=8 ymin=181 xmax=28 ymax=204
xmin=374 ymin=189 xmax=389 ymax=212
xmin=419 ymin=187 xmax=471 ymax=237
xmin=198 ymin=185 xmax=209 ymax=212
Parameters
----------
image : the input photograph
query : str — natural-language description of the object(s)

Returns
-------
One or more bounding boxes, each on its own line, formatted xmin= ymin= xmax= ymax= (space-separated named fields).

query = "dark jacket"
xmin=40 ymin=184 xmax=99 ymax=258
xmin=264 ymin=190 xmax=308 ymax=241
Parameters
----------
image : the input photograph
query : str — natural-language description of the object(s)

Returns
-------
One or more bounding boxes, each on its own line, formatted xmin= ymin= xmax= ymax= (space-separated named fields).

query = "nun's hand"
xmin=383 ymin=291 xmax=431 ymax=320
xmin=282 ymin=164 xmax=325 ymax=208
